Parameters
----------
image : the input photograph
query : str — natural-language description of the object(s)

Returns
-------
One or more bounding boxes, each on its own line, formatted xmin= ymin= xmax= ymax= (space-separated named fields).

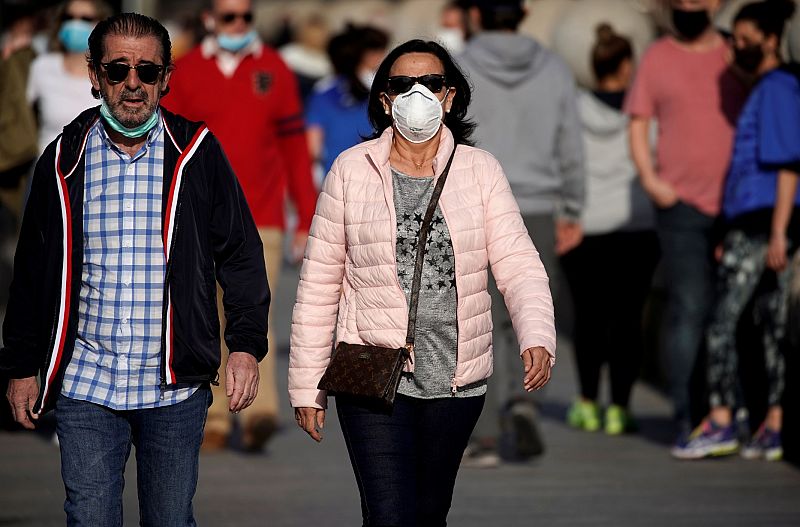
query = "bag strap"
xmin=404 ymin=146 xmax=458 ymax=351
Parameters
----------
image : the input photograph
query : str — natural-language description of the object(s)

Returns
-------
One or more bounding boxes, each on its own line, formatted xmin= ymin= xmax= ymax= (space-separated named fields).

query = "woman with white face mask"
xmin=289 ymin=39 xmax=556 ymax=526
xmin=27 ymin=0 xmax=111 ymax=155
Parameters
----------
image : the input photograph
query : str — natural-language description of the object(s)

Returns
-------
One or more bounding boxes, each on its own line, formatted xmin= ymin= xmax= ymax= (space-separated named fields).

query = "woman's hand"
xmin=766 ymin=232 xmax=788 ymax=271
xmin=522 ymin=347 xmax=552 ymax=392
xmin=295 ymin=407 xmax=326 ymax=442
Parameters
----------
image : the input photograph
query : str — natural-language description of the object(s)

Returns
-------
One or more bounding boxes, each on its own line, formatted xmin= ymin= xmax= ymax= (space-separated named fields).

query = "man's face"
xmin=89 ymin=34 xmax=171 ymax=128
xmin=211 ymin=0 xmax=253 ymax=36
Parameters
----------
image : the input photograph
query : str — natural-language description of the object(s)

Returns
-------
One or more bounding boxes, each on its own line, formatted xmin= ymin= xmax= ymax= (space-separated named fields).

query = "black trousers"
xmin=336 ymin=393 xmax=484 ymax=527
xmin=560 ymin=230 xmax=659 ymax=407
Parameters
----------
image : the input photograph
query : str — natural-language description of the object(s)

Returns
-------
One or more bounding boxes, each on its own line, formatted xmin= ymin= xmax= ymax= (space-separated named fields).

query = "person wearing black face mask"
xmin=672 ymin=7 xmax=712 ymax=41
xmin=626 ymin=0 xmax=748 ymax=450
xmin=731 ymin=0 xmax=791 ymax=77
xmin=672 ymin=0 xmax=799 ymax=462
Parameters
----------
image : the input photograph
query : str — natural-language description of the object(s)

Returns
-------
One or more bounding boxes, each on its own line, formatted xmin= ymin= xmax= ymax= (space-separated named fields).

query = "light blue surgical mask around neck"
xmin=100 ymin=99 xmax=159 ymax=139
xmin=217 ymin=30 xmax=257 ymax=53
xmin=58 ymin=19 xmax=93 ymax=53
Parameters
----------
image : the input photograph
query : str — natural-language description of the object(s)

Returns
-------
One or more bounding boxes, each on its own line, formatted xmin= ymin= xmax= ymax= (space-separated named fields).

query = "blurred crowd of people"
xmin=0 ymin=0 xmax=798 ymax=467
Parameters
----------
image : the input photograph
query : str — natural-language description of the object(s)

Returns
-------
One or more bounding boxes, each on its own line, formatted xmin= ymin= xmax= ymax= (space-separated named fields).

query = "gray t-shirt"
xmin=391 ymin=168 xmax=486 ymax=399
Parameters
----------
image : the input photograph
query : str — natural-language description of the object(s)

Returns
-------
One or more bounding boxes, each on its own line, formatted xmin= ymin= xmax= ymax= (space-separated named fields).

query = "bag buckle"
xmin=404 ymin=344 xmax=414 ymax=364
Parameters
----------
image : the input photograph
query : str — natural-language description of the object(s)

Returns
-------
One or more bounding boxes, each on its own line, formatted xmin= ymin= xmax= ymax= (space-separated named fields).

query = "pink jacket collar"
xmin=366 ymin=125 xmax=457 ymax=184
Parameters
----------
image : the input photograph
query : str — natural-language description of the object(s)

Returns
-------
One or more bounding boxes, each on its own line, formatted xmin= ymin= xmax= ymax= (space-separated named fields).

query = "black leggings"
xmin=560 ymin=230 xmax=659 ymax=407
xmin=336 ymin=393 xmax=484 ymax=527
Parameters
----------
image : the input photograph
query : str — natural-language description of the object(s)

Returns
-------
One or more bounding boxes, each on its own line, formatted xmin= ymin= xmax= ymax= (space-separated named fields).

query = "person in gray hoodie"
xmin=458 ymin=0 xmax=585 ymax=466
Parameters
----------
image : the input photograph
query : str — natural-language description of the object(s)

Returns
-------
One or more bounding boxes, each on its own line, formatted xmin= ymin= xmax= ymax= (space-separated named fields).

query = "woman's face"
xmin=381 ymin=52 xmax=456 ymax=111
xmin=733 ymin=20 xmax=765 ymax=51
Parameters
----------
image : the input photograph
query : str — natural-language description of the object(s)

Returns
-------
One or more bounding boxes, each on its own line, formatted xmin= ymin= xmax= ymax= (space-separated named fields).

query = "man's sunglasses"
xmin=100 ymin=62 xmax=165 ymax=84
xmin=386 ymin=74 xmax=447 ymax=95
xmin=219 ymin=12 xmax=253 ymax=24
xmin=62 ymin=14 xmax=96 ymax=23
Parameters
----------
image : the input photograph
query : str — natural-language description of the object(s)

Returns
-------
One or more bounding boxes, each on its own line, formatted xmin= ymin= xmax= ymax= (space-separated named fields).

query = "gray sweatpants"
xmin=473 ymin=213 xmax=558 ymax=440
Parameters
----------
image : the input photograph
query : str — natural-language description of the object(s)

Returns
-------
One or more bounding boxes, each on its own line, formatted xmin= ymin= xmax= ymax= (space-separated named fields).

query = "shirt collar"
xmin=94 ymin=110 xmax=164 ymax=157
xmin=201 ymin=34 xmax=263 ymax=60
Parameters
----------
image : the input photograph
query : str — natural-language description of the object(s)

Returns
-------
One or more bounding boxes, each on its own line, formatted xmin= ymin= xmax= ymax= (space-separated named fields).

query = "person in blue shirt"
xmin=306 ymin=24 xmax=388 ymax=177
xmin=672 ymin=0 xmax=799 ymax=462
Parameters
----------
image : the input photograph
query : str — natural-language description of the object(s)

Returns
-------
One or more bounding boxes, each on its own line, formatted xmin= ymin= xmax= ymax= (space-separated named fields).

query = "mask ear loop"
xmin=381 ymin=92 xmax=392 ymax=115
xmin=440 ymin=88 xmax=451 ymax=113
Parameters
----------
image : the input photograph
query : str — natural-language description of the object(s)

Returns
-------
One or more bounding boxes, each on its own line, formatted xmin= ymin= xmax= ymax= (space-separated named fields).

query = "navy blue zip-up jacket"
xmin=0 ymin=106 xmax=269 ymax=414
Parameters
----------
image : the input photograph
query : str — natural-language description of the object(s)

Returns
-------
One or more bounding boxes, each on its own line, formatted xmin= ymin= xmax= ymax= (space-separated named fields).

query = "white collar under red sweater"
xmin=201 ymin=35 xmax=263 ymax=78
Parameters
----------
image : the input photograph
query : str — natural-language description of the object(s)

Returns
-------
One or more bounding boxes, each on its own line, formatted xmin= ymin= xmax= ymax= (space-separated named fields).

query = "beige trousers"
xmin=205 ymin=227 xmax=283 ymax=435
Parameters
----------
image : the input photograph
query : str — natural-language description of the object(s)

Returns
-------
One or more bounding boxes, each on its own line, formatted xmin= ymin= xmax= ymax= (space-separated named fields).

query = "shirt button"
xmin=122 ymin=318 xmax=128 ymax=324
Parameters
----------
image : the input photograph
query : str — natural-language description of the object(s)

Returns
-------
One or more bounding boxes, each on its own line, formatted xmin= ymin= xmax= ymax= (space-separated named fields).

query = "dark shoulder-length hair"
xmin=367 ymin=39 xmax=476 ymax=146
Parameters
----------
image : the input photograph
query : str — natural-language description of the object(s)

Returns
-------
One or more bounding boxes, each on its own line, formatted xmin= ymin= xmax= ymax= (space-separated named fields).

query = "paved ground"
xmin=1 ymin=263 xmax=799 ymax=526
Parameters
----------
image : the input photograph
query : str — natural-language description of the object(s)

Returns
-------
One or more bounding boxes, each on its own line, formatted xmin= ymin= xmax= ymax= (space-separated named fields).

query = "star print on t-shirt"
xmin=395 ymin=201 xmax=455 ymax=293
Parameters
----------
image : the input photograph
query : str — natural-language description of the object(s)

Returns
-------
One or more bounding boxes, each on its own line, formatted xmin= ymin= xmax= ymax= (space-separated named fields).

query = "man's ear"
xmin=202 ymin=11 xmax=215 ymax=33
xmin=161 ymin=65 xmax=173 ymax=92
xmin=88 ymin=62 xmax=101 ymax=94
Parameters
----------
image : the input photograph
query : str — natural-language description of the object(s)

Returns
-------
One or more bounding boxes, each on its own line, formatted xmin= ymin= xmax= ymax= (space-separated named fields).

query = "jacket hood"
xmin=461 ymin=32 xmax=549 ymax=87
xmin=578 ymin=90 xmax=627 ymax=137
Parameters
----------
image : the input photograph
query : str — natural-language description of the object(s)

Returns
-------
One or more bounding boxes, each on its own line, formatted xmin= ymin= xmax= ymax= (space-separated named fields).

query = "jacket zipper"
xmin=438 ymin=203 xmax=459 ymax=396
xmin=160 ymin=166 xmax=186 ymax=400
xmin=36 ymin=307 xmax=62 ymax=411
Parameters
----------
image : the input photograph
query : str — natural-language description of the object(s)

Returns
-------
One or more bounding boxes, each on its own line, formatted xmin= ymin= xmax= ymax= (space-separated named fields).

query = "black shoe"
xmin=500 ymin=401 xmax=544 ymax=460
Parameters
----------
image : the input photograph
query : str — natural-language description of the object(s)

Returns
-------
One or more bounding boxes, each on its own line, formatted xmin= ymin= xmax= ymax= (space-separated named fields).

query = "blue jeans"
xmin=656 ymin=202 xmax=716 ymax=428
xmin=55 ymin=388 xmax=211 ymax=526
xmin=336 ymin=394 xmax=484 ymax=527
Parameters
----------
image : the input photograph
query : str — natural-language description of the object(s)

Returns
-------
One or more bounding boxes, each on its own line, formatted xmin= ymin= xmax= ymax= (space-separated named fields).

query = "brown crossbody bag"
xmin=317 ymin=147 xmax=458 ymax=408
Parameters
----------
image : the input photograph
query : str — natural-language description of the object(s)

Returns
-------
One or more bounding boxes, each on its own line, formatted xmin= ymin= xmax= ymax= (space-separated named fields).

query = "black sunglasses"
xmin=386 ymin=74 xmax=447 ymax=95
xmin=62 ymin=14 xmax=96 ymax=23
xmin=100 ymin=62 xmax=165 ymax=84
xmin=219 ymin=12 xmax=253 ymax=24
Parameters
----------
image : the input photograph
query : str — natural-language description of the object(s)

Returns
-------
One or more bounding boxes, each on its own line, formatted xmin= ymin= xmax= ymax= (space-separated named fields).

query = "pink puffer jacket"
xmin=288 ymin=127 xmax=556 ymax=409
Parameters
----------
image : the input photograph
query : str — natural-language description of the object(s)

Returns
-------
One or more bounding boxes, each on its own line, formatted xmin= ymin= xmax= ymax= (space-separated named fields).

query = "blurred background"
xmin=1 ymin=0 xmax=799 ymax=525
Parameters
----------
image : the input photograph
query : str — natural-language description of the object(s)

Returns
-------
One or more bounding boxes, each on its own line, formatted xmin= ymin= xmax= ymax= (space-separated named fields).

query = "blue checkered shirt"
xmin=61 ymin=116 xmax=199 ymax=409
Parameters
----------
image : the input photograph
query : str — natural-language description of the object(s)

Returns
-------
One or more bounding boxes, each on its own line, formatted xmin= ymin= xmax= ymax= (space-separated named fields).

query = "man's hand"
xmin=226 ymin=352 xmax=259 ymax=413
xmin=295 ymin=407 xmax=325 ymax=442
xmin=642 ymin=177 xmax=679 ymax=209
xmin=6 ymin=377 xmax=40 ymax=429
xmin=522 ymin=347 xmax=552 ymax=392
xmin=555 ymin=220 xmax=583 ymax=256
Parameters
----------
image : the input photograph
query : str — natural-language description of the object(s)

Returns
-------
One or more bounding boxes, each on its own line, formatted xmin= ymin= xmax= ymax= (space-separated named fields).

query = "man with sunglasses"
xmin=2 ymin=13 xmax=268 ymax=525
xmin=162 ymin=0 xmax=317 ymax=454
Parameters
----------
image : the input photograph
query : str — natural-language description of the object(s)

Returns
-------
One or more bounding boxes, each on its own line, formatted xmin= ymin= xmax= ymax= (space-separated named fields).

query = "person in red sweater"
xmin=162 ymin=0 xmax=317 ymax=452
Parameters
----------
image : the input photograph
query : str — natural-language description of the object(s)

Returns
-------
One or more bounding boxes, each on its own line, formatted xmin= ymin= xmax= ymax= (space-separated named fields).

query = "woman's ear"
xmin=381 ymin=93 xmax=391 ymax=115
xmin=765 ymin=34 xmax=779 ymax=56
xmin=445 ymin=88 xmax=456 ymax=113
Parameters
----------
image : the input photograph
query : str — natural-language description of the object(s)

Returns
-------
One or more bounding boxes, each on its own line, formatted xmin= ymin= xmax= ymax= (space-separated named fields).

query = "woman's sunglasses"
xmin=100 ymin=62 xmax=165 ymax=84
xmin=386 ymin=74 xmax=447 ymax=95
xmin=219 ymin=12 xmax=253 ymax=24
